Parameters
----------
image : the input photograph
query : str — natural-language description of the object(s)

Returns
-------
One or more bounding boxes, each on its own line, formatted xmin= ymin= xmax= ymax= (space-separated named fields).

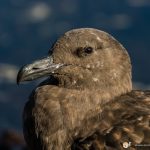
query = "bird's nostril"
xmin=33 ymin=67 xmax=39 ymax=70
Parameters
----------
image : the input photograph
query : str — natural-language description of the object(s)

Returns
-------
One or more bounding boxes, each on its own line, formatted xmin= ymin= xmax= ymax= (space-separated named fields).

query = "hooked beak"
xmin=17 ymin=56 xmax=64 ymax=84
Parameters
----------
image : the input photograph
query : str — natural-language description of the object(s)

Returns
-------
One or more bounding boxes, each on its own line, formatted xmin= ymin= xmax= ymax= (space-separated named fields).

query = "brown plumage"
xmin=17 ymin=28 xmax=150 ymax=150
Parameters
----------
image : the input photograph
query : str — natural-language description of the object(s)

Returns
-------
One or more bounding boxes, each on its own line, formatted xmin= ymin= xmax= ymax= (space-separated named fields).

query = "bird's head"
xmin=17 ymin=28 xmax=132 ymax=93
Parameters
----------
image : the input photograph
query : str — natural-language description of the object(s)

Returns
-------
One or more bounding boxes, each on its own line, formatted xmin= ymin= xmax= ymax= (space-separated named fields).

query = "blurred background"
xmin=0 ymin=0 xmax=150 ymax=149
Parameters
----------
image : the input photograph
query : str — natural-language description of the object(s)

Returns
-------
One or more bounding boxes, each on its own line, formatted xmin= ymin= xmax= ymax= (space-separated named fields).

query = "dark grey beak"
xmin=17 ymin=56 xmax=64 ymax=84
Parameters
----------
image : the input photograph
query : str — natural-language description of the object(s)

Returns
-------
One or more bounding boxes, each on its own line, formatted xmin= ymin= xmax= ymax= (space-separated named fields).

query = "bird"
xmin=17 ymin=28 xmax=150 ymax=150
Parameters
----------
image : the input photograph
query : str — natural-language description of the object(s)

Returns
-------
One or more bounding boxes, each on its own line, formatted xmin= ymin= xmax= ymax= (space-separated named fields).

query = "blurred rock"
xmin=0 ymin=129 xmax=27 ymax=150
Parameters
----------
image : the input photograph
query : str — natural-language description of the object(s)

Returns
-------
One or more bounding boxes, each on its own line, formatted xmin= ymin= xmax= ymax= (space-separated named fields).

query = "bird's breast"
xmin=26 ymin=85 xmax=105 ymax=137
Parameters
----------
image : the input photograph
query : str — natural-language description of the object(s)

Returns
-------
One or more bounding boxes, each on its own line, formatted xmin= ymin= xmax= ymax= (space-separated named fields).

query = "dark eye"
xmin=84 ymin=47 xmax=93 ymax=54
xmin=75 ymin=47 xmax=93 ymax=57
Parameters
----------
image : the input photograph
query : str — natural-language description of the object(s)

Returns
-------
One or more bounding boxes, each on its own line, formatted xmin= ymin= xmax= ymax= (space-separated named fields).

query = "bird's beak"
xmin=17 ymin=56 xmax=64 ymax=84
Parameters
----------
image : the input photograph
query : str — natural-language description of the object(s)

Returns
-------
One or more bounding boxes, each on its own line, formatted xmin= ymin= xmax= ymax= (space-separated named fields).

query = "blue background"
xmin=0 ymin=0 xmax=150 ymax=132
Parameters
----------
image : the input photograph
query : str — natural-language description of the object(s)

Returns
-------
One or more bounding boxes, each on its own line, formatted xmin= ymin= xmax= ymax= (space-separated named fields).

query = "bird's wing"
xmin=72 ymin=90 xmax=150 ymax=150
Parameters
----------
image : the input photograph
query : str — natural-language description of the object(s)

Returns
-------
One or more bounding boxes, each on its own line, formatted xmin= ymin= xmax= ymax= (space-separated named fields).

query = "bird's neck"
xmin=52 ymin=71 xmax=132 ymax=100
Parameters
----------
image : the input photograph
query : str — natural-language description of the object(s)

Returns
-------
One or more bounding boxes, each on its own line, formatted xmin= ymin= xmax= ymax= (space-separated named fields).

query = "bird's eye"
xmin=76 ymin=47 xmax=93 ymax=57
xmin=84 ymin=47 xmax=93 ymax=54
